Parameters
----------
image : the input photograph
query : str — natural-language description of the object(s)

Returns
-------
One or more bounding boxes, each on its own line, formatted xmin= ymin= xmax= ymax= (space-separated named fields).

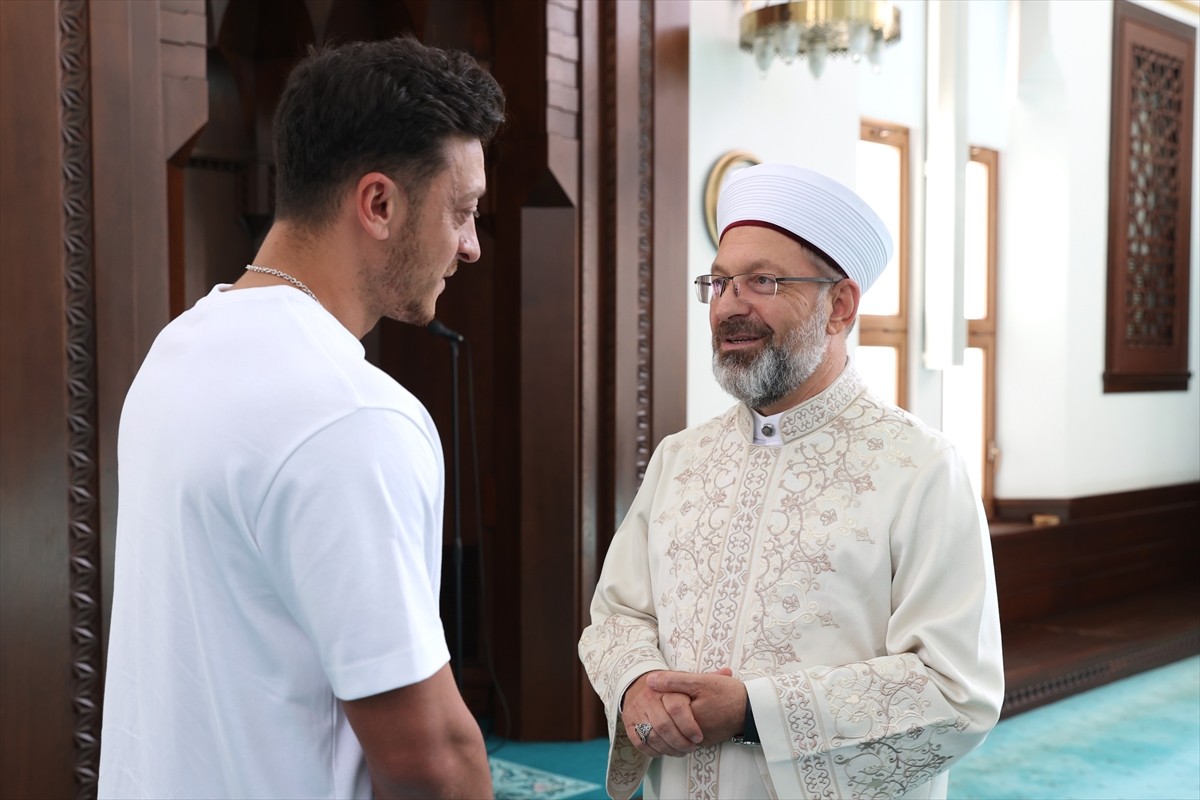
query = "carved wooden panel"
xmin=603 ymin=0 xmax=689 ymax=541
xmin=635 ymin=0 xmax=654 ymax=487
xmin=1104 ymin=0 xmax=1195 ymax=392
xmin=57 ymin=2 xmax=104 ymax=796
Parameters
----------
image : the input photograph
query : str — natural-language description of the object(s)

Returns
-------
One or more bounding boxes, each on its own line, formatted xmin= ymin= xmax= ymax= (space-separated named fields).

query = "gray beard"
xmin=712 ymin=308 xmax=830 ymax=411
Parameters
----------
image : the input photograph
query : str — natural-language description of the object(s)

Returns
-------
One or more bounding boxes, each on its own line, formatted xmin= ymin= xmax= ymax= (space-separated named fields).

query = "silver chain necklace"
xmin=245 ymin=264 xmax=320 ymax=305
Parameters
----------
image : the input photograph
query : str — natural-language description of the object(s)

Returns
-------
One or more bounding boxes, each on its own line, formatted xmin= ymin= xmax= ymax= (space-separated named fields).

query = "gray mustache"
xmin=714 ymin=321 xmax=773 ymax=340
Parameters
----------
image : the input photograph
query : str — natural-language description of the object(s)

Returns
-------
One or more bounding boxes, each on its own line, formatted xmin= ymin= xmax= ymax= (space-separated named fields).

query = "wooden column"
xmin=1 ymin=1 xmax=204 ymax=796
xmin=1 ymin=2 xmax=76 ymax=796
xmin=490 ymin=0 xmax=689 ymax=741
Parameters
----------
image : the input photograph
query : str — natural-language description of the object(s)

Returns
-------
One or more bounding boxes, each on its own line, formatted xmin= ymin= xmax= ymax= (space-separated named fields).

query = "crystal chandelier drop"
xmin=739 ymin=0 xmax=902 ymax=79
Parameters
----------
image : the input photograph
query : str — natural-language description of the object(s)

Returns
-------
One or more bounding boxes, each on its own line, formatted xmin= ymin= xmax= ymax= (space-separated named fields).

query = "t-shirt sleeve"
xmin=253 ymin=406 xmax=449 ymax=701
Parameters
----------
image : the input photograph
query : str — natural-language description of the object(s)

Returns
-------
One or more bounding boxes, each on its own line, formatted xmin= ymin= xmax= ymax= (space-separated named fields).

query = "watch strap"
xmin=730 ymin=698 xmax=761 ymax=746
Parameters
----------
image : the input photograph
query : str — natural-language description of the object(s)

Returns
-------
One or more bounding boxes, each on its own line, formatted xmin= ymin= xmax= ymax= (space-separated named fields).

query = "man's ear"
xmin=827 ymin=278 xmax=861 ymax=335
xmin=354 ymin=172 xmax=406 ymax=242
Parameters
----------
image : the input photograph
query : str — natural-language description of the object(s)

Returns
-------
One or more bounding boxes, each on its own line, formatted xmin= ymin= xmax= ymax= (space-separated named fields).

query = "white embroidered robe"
xmin=578 ymin=367 xmax=1004 ymax=800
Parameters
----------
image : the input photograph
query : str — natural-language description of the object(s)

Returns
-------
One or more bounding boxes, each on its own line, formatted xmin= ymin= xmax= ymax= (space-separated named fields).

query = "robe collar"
xmin=736 ymin=363 xmax=866 ymax=445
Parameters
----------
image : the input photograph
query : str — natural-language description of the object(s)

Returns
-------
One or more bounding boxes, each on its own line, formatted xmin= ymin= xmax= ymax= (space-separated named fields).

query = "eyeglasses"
xmin=693 ymin=272 xmax=840 ymax=304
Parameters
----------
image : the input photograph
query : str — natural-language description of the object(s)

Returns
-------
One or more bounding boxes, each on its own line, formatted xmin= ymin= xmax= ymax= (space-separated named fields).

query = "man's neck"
xmin=242 ymin=220 xmax=376 ymax=339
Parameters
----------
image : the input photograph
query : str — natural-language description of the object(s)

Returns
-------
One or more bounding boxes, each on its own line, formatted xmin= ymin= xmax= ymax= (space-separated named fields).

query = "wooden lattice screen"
xmin=1104 ymin=0 xmax=1196 ymax=392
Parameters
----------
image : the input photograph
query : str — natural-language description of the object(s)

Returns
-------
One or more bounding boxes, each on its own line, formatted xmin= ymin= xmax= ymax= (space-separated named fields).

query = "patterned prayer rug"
xmin=490 ymin=756 xmax=602 ymax=800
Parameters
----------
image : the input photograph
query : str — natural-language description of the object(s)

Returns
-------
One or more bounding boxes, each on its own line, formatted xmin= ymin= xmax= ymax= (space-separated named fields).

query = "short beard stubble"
xmin=362 ymin=201 xmax=442 ymax=327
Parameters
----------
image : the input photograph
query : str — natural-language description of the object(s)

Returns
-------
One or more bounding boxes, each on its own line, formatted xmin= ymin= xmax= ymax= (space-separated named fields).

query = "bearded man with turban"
xmin=579 ymin=164 xmax=1004 ymax=800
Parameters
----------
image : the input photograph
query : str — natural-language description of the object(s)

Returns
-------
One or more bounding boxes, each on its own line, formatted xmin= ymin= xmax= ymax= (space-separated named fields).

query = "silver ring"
xmin=634 ymin=722 xmax=652 ymax=745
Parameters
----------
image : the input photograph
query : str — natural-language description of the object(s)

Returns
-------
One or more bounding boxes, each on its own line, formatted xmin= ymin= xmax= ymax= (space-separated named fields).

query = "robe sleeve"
xmin=578 ymin=444 xmax=671 ymax=800
xmin=746 ymin=446 xmax=1005 ymax=799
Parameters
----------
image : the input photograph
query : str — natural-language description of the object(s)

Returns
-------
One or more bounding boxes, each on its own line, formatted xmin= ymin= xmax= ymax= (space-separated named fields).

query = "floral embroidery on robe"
xmin=579 ymin=367 xmax=1003 ymax=800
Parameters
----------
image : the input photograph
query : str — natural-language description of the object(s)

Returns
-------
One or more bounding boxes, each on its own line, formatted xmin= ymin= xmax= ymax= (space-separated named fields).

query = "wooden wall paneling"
xmin=577 ymin=0 xmax=605 ymax=739
xmin=606 ymin=0 xmax=689 ymax=533
xmin=994 ymin=510 xmax=1194 ymax=621
xmin=992 ymin=483 xmax=1200 ymax=623
xmin=0 ymin=3 xmax=75 ymax=797
xmin=608 ymin=0 xmax=649 ymax=537
xmin=573 ymin=0 xmax=690 ymax=740
xmin=374 ymin=257 xmax=502 ymax=717
xmin=493 ymin=0 xmax=591 ymax=741
xmin=160 ymin=0 xmax=207 ymax=158
xmin=484 ymin=0 xmax=546 ymax=740
xmin=517 ymin=201 xmax=581 ymax=740
xmin=59 ymin=2 xmax=103 ymax=793
xmin=317 ymin=0 xmax=416 ymax=45
xmin=993 ymin=483 xmax=1199 ymax=716
xmin=91 ymin=1 xmax=202 ymax=796
xmin=346 ymin=0 xmax=505 ymax=720
xmin=89 ymin=0 xmax=178 ymax=661
xmin=183 ymin=35 xmax=266 ymax=312
xmin=649 ymin=0 xmax=688 ymax=452
xmin=546 ymin=0 xmax=581 ymax=203
xmin=197 ymin=0 xmax=315 ymax=311
xmin=993 ymin=481 xmax=1199 ymax=524
xmin=161 ymin=0 xmax=209 ymax=318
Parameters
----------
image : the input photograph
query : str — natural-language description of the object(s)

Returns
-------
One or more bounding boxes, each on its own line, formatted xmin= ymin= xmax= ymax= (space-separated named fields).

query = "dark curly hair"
xmin=272 ymin=36 xmax=506 ymax=227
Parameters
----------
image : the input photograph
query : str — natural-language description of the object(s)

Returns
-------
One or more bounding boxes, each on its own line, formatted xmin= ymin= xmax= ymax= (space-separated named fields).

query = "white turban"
xmin=716 ymin=163 xmax=893 ymax=294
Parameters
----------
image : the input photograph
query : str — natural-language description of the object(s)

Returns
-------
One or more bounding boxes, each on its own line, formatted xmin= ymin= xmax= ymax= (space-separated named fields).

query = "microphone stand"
xmin=428 ymin=320 xmax=465 ymax=690
xmin=426 ymin=318 xmax=513 ymax=742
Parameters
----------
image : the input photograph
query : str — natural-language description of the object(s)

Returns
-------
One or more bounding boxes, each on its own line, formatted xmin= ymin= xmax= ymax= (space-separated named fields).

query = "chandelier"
xmin=739 ymin=0 xmax=902 ymax=79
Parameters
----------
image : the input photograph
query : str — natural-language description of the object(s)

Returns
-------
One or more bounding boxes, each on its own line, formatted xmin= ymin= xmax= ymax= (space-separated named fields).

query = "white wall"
xmin=686 ymin=0 xmax=1200 ymax=498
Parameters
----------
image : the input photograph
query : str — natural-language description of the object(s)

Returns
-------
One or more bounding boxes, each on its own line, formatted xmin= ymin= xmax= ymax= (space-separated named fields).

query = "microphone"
xmin=427 ymin=319 xmax=465 ymax=343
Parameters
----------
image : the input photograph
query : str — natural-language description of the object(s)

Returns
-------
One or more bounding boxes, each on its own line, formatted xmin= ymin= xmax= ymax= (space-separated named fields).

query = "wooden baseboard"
xmin=1003 ymin=630 xmax=1200 ymax=717
xmin=1002 ymin=587 xmax=1200 ymax=717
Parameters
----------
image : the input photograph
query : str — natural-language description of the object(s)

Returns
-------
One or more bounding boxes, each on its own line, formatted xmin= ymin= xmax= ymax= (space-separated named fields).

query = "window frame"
xmin=967 ymin=145 xmax=1000 ymax=518
xmin=858 ymin=118 xmax=911 ymax=409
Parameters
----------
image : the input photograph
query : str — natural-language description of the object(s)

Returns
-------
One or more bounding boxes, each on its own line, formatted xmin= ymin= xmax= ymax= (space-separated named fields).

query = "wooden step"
xmin=1000 ymin=582 xmax=1200 ymax=717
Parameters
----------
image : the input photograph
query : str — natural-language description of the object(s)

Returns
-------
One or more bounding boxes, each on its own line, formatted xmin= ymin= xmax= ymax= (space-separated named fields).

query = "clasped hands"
xmin=621 ymin=667 xmax=746 ymax=758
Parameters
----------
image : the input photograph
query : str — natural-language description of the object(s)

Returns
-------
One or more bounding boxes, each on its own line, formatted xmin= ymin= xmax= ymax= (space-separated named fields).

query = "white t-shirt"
xmin=99 ymin=285 xmax=450 ymax=799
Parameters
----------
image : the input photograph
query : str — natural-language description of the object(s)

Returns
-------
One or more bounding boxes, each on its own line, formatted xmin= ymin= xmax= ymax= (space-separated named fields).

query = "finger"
xmin=622 ymin=670 xmax=661 ymax=711
xmin=626 ymin=719 xmax=689 ymax=759
xmin=648 ymin=670 xmax=694 ymax=696
xmin=625 ymin=694 xmax=700 ymax=757
xmin=711 ymin=667 xmax=733 ymax=677
xmin=625 ymin=721 xmax=656 ymax=757
xmin=661 ymin=692 xmax=704 ymax=744
xmin=643 ymin=715 xmax=698 ymax=758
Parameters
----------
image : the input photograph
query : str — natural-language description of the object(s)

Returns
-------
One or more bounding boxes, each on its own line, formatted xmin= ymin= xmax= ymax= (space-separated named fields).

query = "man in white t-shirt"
xmin=98 ymin=36 xmax=505 ymax=800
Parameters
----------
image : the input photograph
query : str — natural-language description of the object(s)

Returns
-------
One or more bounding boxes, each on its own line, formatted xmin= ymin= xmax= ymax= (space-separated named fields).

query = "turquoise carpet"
xmin=950 ymin=655 xmax=1200 ymax=799
xmin=489 ymin=655 xmax=1200 ymax=799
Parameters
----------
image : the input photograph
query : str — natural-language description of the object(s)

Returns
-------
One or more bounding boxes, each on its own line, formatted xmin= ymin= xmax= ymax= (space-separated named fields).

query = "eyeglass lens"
xmin=694 ymin=273 xmax=778 ymax=304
